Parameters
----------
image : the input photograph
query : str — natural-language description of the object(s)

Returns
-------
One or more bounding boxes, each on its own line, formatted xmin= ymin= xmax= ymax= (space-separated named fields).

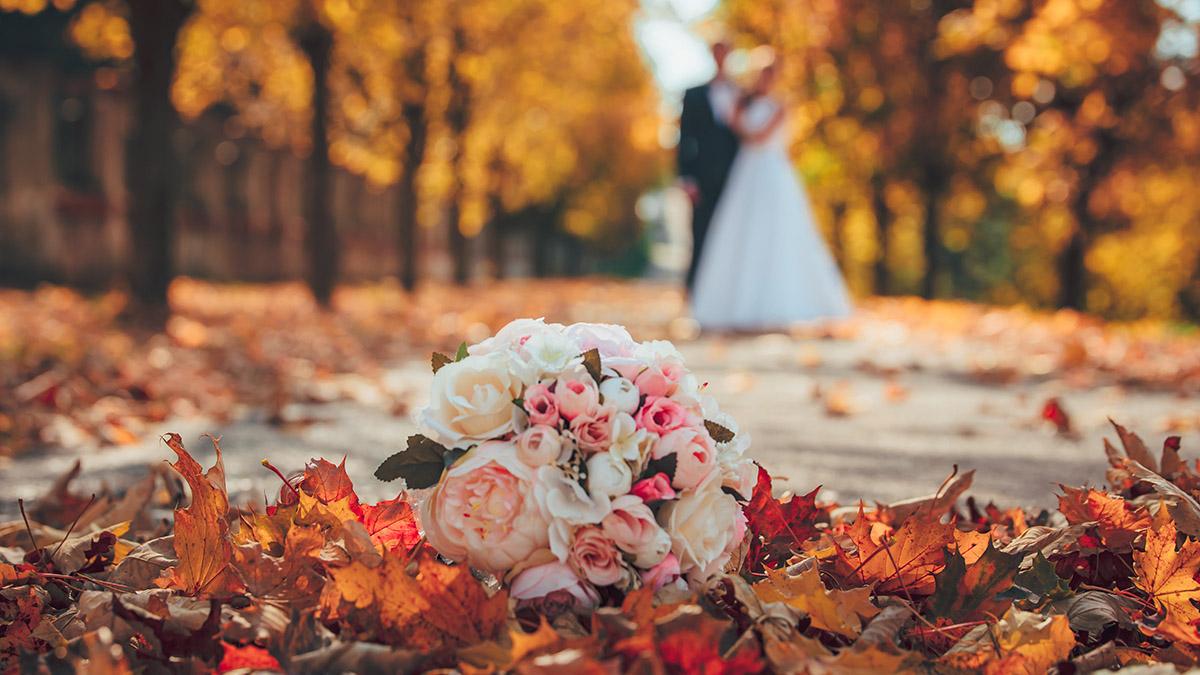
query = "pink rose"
xmin=602 ymin=495 xmax=671 ymax=567
xmin=653 ymin=427 xmax=717 ymax=490
xmin=630 ymin=473 xmax=676 ymax=502
xmin=571 ymin=405 xmax=616 ymax=454
xmin=635 ymin=362 xmax=685 ymax=398
xmin=523 ymin=383 xmax=560 ymax=426
xmin=555 ymin=375 xmax=600 ymax=421
xmin=568 ymin=526 xmax=625 ymax=587
xmin=517 ymin=425 xmax=563 ymax=467
xmin=640 ymin=553 xmax=681 ymax=591
xmin=419 ymin=441 xmax=548 ymax=572
xmin=510 ymin=561 xmax=600 ymax=611
xmin=635 ymin=396 xmax=693 ymax=436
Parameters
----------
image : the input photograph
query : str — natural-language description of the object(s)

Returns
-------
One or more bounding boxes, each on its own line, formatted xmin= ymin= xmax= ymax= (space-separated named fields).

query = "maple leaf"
xmin=357 ymin=496 xmax=422 ymax=553
xmin=929 ymin=541 xmax=1022 ymax=622
xmin=161 ymin=434 xmax=244 ymax=597
xmin=1057 ymin=485 xmax=1150 ymax=549
xmin=940 ymin=607 xmax=1074 ymax=673
xmin=743 ymin=465 xmax=822 ymax=573
xmin=833 ymin=507 xmax=953 ymax=596
xmin=752 ymin=564 xmax=879 ymax=638
xmin=320 ymin=548 xmax=507 ymax=651
xmin=457 ymin=617 xmax=566 ymax=670
xmin=1134 ymin=512 xmax=1200 ymax=645
xmin=218 ymin=643 xmax=282 ymax=673
xmin=301 ymin=458 xmax=359 ymax=507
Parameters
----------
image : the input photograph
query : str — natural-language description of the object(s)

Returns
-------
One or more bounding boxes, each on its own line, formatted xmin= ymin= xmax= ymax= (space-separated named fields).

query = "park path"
xmin=4 ymin=316 xmax=1194 ymax=512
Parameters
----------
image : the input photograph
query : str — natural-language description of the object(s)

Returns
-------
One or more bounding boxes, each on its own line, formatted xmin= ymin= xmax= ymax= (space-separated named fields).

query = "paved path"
xmin=4 ymin=327 xmax=1194 ymax=513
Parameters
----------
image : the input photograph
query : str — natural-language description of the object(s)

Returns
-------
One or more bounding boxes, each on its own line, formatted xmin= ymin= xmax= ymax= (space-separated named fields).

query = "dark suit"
xmin=677 ymin=82 xmax=740 ymax=291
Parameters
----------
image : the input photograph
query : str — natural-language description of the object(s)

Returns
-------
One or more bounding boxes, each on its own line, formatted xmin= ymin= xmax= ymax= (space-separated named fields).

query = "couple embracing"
xmin=678 ymin=42 xmax=851 ymax=331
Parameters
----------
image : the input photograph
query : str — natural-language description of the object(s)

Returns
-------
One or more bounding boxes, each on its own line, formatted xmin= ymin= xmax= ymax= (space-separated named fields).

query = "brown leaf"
xmin=834 ymin=507 xmax=953 ymax=596
xmin=160 ymin=434 xmax=243 ymax=597
xmin=1057 ymin=486 xmax=1151 ymax=549
xmin=752 ymin=564 xmax=879 ymax=637
xmin=319 ymin=549 xmax=507 ymax=651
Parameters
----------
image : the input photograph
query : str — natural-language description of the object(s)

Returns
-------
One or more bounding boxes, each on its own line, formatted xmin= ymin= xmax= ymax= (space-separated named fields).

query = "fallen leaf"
xmin=834 ymin=507 xmax=953 ymax=596
xmin=743 ymin=465 xmax=822 ymax=573
xmin=752 ymin=564 xmax=879 ymax=637
xmin=160 ymin=434 xmax=243 ymax=597
xmin=1057 ymin=486 xmax=1151 ymax=549
xmin=357 ymin=496 xmax=421 ymax=554
xmin=1134 ymin=512 xmax=1200 ymax=645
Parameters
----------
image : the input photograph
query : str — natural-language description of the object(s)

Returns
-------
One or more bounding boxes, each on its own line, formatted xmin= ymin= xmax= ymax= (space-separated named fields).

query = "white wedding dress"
xmin=690 ymin=96 xmax=852 ymax=329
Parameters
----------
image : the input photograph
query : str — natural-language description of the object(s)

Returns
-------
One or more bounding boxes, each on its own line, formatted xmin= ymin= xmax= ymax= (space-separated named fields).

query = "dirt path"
xmin=4 ymin=325 xmax=1194 ymax=512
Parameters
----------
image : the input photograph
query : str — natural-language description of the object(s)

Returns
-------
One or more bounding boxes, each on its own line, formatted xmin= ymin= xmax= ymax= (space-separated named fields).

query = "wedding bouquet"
xmin=377 ymin=319 xmax=757 ymax=611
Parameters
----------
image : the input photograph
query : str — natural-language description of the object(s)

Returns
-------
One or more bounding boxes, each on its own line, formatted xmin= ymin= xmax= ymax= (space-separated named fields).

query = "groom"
xmin=677 ymin=40 xmax=740 ymax=292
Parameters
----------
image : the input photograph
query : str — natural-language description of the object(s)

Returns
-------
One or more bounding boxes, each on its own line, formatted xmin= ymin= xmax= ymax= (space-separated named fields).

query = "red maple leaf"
xmin=743 ymin=465 xmax=821 ymax=573
xmin=358 ymin=495 xmax=422 ymax=553
xmin=218 ymin=643 xmax=282 ymax=673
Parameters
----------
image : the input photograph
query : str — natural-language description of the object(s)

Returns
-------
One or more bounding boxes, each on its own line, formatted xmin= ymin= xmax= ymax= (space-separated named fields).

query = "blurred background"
xmin=2 ymin=0 xmax=1200 ymax=319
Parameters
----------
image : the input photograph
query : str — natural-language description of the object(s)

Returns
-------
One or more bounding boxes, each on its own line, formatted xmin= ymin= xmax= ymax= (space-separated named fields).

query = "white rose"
xmin=658 ymin=474 xmax=748 ymax=583
xmin=599 ymin=377 xmax=640 ymax=414
xmin=586 ymin=452 xmax=633 ymax=500
xmin=421 ymin=352 xmax=524 ymax=447
xmin=469 ymin=318 xmax=565 ymax=356
xmin=564 ymin=323 xmax=636 ymax=357
xmin=719 ymin=453 xmax=759 ymax=500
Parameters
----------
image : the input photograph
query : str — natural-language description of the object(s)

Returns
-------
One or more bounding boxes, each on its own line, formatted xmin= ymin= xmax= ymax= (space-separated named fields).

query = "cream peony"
xmin=422 ymin=352 xmax=524 ymax=446
xmin=419 ymin=441 xmax=549 ymax=572
xmin=658 ymin=474 xmax=748 ymax=582
xmin=602 ymin=495 xmax=671 ymax=567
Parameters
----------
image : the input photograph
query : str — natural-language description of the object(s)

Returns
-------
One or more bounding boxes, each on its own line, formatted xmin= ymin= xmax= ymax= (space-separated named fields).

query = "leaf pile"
xmin=4 ymin=421 xmax=1200 ymax=672
xmin=5 ymin=281 xmax=1200 ymax=457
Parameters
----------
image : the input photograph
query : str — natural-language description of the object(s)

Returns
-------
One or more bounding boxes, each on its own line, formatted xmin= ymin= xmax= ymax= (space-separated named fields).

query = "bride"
xmin=690 ymin=56 xmax=852 ymax=330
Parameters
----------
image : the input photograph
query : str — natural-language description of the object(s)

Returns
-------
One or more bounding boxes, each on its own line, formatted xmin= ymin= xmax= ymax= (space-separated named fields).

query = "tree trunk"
xmin=871 ymin=173 xmax=890 ymax=295
xmin=1057 ymin=227 xmax=1087 ymax=310
xmin=920 ymin=163 xmax=945 ymax=299
xmin=297 ymin=22 xmax=337 ymax=306
xmin=444 ymin=28 xmax=472 ymax=286
xmin=829 ymin=202 xmax=847 ymax=272
xmin=124 ymin=0 xmax=191 ymax=310
xmin=396 ymin=103 xmax=426 ymax=291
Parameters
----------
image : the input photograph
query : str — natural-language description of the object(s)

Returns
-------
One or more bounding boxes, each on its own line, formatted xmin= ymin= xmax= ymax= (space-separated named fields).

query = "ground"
xmin=5 ymin=285 xmax=1195 ymax=511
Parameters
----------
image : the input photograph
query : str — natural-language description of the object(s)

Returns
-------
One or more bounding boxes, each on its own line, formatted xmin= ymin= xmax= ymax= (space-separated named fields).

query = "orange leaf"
xmin=834 ymin=507 xmax=953 ymax=595
xmin=301 ymin=458 xmax=360 ymax=513
xmin=218 ymin=643 xmax=281 ymax=673
xmin=1134 ymin=513 xmax=1200 ymax=645
xmin=161 ymin=434 xmax=243 ymax=597
xmin=358 ymin=496 xmax=422 ymax=553
xmin=320 ymin=549 xmax=507 ymax=651
xmin=1058 ymin=485 xmax=1150 ymax=549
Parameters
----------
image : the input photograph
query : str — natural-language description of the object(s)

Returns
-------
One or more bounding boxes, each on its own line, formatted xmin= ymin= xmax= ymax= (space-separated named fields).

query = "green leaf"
xmin=705 ymin=420 xmax=735 ymax=444
xmin=580 ymin=348 xmax=602 ymax=384
xmin=1000 ymin=553 xmax=1071 ymax=608
xmin=455 ymin=342 xmax=469 ymax=362
xmin=374 ymin=434 xmax=450 ymax=488
xmin=431 ymin=352 xmax=453 ymax=374
xmin=930 ymin=543 xmax=1022 ymax=620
